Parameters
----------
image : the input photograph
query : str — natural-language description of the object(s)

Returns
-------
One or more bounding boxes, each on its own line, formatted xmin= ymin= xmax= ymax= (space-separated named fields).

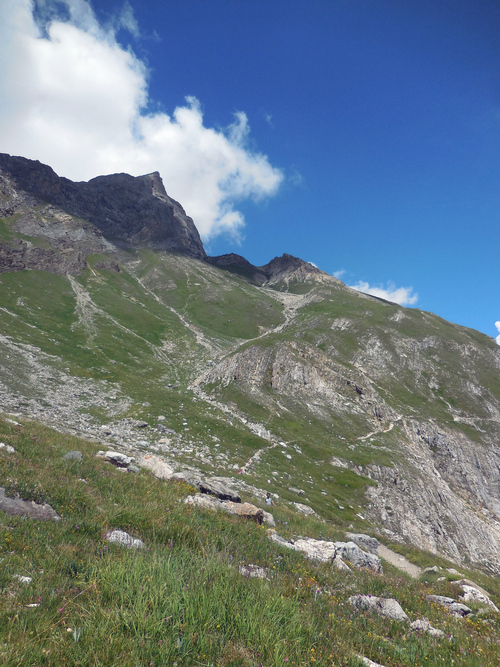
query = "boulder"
xmin=426 ymin=595 xmax=472 ymax=617
xmin=224 ymin=501 xmax=264 ymax=524
xmin=184 ymin=494 xmax=220 ymax=510
xmin=346 ymin=533 xmax=380 ymax=554
xmin=334 ymin=541 xmax=383 ymax=574
xmin=294 ymin=502 xmax=318 ymax=516
xmin=105 ymin=529 xmax=144 ymax=549
xmin=348 ymin=595 xmax=409 ymax=621
xmin=138 ymin=454 xmax=174 ymax=479
xmin=410 ymin=619 xmax=445 ymax=638
xmin=262 ymin=510 xmax=276 ymax=527
xmin=0 ymin=487 xmax=61 ymax=521
xmin=171 ymin=471 xmax=202 ymax=486
xmin=293 ymin=538 xmax=338 ymax=562
xmin=198 ymin=478 xmax=241 ymax=502
xmin=267 ymin=529 xmax=301 ymax=551
xmin=456 ymin=584 xmax=499 ymax=612
xmin=96 ymin=450 xmax=134 ymax=468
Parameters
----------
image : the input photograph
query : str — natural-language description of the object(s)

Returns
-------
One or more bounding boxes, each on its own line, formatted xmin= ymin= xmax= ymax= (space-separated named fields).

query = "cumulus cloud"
xmin=333 ymin=269 xmax=346 ymax=279
xmin=349 ymin=280 xmax=418 ymax=306
xmin=495 ymin=322 xmax=500 ymax=346
xmin=0 ymin=0 xmax=283 ymax=240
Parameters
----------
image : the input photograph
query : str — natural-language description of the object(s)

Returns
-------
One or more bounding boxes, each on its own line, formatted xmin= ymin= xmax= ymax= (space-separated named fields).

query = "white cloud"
xmin=349 ymin=280 xmax=418 ymax=306
xmin=333 ymin=269 xmax=346 ymax=279
xmin=0 ymin=0 xmax=283 ymax=241
xmin=495 ymin=321 xmax=500 ymax=346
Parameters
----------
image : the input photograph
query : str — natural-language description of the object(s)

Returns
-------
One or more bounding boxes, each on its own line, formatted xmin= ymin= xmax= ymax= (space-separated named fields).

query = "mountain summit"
xmin=0 ymin=153 xmax=206 ymax=259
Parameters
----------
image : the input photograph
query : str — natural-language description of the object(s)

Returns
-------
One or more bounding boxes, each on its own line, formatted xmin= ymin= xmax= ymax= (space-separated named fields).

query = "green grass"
xmin=1 ymin=417 xmax=499 ymax=666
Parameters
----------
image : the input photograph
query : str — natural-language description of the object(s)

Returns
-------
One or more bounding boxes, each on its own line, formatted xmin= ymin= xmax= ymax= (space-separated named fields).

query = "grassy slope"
xmin=1 ymin=416 xmax=499 ymax=666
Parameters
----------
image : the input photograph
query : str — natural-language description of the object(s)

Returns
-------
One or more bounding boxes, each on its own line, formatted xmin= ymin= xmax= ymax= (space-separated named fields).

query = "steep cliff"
xmin=0 ymin=153 xmax=206 ymax=261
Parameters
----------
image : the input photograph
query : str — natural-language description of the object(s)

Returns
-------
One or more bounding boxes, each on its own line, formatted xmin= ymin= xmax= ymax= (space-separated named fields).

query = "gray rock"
xmin=410 ymin=618 xmax=445 ymax=638
xmin=348 ymin=595 xmax=409 ymax=621
xmin=288 ymin=486 xmax=305 ymax=496
xmin=135 ymin=421 xmax=149 ymax=428
xmin=127 ymin=465 xmax=140 ymax=474
xmin=13 ymin=574 xmax=32 ymax=585
xmin=96 ymin=450 xmax=134 ymax=467
xmin=0 ymin=486 xmax=61 ymax=521
xmin=346 ymin=533 xmax=380 ymax=554
xmin=267 ymin=529 xmax=301 ymax=551
xmin=105 ymin=529 xmax=144 ymax=549
xmin=357 ymin=657 xmax=386 ymax=667
xmin=454 ymin=583 xmax=499 ymax=611
xmin=262 ymin=510 xmax=275 ymax=527
xmin=335 ymin=541 xmax=383 ymax=573
xmin=171 ymin=471 xmax=201 ymax=486
xmin=199 ymin=478 xmax=241 ymax=503
xmin=423 ymin=566 xmax=441 ymax=574
xmin=294 ymin=502 xmax=318 ymax=516
xmin=185 ymin=494 xmax=220 ymax=510
xmin=138 ymin=454 xmax=174 ymax=479
xmin=63 ymin=451 xmax=83 ymax=461
xmin=293 ymin=537 xmax=338 ymax=562
xmin=426 ymin=595 xmax=472 ymax=617
xmin=239 ymin=564 xmax=269 ymax=579
xmin=0 ymin=442 xmax=15 ymax=453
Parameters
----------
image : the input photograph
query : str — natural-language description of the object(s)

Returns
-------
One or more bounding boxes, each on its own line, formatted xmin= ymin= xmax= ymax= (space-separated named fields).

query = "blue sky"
xmin=1 ymin=0 xmax=499 ymax=342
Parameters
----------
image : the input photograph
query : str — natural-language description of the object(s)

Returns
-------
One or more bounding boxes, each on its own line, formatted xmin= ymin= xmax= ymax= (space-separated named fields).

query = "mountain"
xmin=1 ymin=154 xmax=500 ymax=578
xmin=0 ymin=152 xmax=205 ymax=259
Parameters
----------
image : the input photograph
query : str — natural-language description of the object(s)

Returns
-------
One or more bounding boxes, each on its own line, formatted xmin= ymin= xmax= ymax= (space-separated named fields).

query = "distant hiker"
xmin=265 ymin=492 xmax=274 ymax=506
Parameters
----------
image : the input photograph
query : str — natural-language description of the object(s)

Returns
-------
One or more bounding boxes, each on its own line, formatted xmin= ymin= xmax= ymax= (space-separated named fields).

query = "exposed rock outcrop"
xmin=0 ymin=153 xmax=206 ymax=263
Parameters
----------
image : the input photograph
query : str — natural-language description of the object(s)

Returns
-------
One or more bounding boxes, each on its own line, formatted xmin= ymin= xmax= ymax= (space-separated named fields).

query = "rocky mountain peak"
xmin=0 ymin=153 xmax=206 ymax=259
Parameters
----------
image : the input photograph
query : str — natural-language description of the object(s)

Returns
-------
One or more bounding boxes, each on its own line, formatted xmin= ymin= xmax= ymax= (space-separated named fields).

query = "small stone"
xmin=13 ymin=575 xmax=32 ymax=585
xmin=127 ymin=465 xmax=140 ymax=474
xmin=423 ymin=566 xmax=441 ymax=574
xmin=63 ymin=451 xmax=83 ymax=461
xmin=105 ymin=529 xmax=144 ymax=549
xmin=238 ymin=564 xmax=269 ymax=579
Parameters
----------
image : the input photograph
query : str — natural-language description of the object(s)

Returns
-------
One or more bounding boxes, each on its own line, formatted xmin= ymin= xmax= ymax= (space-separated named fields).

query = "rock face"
xmin=0 ymin=153 xmax=206 ymax=265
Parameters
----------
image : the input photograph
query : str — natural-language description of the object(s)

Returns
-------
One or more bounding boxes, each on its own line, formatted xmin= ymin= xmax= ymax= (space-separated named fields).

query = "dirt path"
xmin=377 ymin=544 xmax=422 ymax=578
